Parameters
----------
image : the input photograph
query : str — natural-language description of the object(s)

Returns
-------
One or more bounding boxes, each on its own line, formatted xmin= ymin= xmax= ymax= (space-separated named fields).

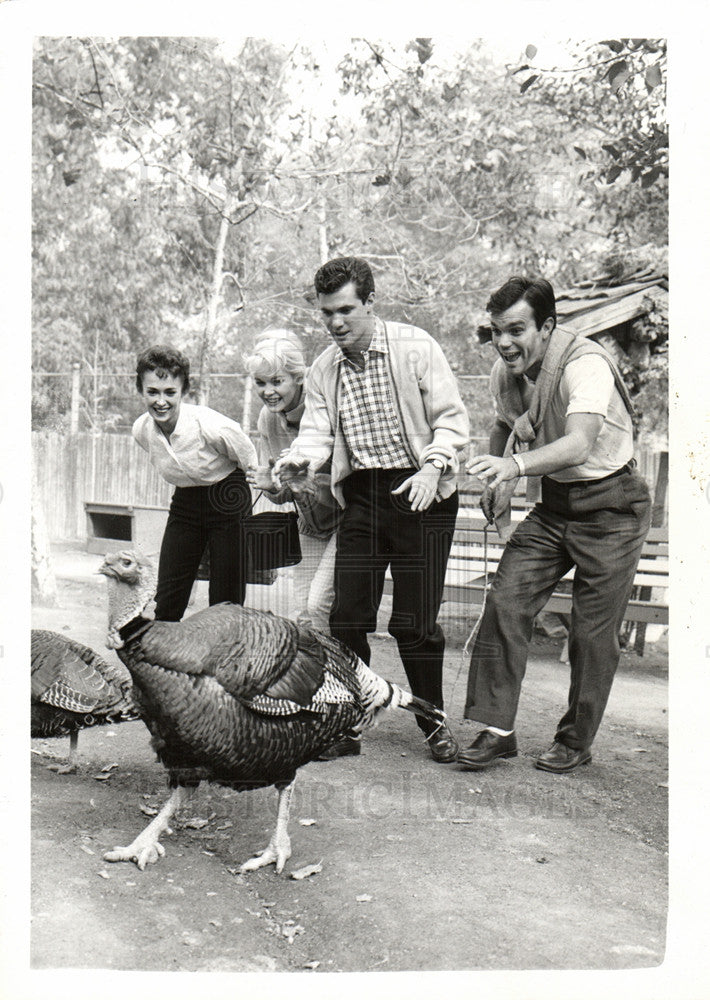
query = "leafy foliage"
xmin=513 ymin=40 xmax=667 ymax=193
xmin=32 ymin=37 xmax=667 ymax=441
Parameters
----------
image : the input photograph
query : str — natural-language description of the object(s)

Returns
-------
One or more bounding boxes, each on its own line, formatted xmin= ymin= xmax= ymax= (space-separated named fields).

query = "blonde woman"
xmin=244 ymin=332 xmax=341 ymax=632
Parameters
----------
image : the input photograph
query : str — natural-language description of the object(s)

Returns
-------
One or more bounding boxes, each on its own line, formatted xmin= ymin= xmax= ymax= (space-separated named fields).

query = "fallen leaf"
xmin=631 ymin=748 xmax=649 ymax=753
xmin=209 ymin=919 xmax=222 ymax=928
xmin=299 ymin=818 xmax=316 ymax=827
xmin=657 ymin=782 xmax=669 ymax=789
xmin=140 ymin=804 xmax=159 ymax=817
xmin=610 ymin=943 xmax=657 ymax=957
xmin=356 ymin=894 xmax=373 ymax=903
xmin=281 ymin=922 xmax=304 ymax=943
xmin=97 ymin=871 xmax=110 ymax=879
xmin=93 ymin=773 xmax=113 ymax=782
xmin=100 ymin=763 xmax=118 ymax=773
xmin=183 ymin=817 xmax=209 ymax=829
xmin=303 ymin=961 xmax=320 ymax=970
xmin=290 ymin=862 xmax=322 ymax=880
xmin=536 ymin=857 xmax=548 ymax=864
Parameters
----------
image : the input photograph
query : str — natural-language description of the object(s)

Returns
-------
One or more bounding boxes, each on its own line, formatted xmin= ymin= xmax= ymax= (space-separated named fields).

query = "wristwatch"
xmin=427 ymin=457 xmax=447 ymax=474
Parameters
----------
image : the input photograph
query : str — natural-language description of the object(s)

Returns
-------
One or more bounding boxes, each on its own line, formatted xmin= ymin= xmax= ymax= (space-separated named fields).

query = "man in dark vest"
xmin=459 ymin=276 xmax=651 ymax=773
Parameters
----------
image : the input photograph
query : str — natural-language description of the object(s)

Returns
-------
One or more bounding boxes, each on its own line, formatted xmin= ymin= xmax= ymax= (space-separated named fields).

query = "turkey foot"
xmin=47 ymin=733 xmax=79 ymax=774
xmin=104 ymin=786 xmax=191 ymax=870
xmin=239 ymin=780 xmax=294 ymax=874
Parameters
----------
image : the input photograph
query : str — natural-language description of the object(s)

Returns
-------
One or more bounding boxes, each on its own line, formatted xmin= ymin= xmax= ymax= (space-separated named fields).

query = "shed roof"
xmin=556 ymin=271 xmax=668 ymax=339
xmin=476 ymin=269 xmax=668 ymax=343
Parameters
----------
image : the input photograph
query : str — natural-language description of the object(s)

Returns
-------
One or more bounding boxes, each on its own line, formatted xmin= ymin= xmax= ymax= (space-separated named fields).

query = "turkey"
xmin=98 ymin=549 xmax=448 ymax=874
xmin=31 ymin=629 xmax=141 ymax=773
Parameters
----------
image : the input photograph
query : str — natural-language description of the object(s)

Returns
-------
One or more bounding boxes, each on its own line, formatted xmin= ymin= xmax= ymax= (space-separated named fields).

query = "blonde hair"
xmin=244 ymin=330 xmax=306 ymax=381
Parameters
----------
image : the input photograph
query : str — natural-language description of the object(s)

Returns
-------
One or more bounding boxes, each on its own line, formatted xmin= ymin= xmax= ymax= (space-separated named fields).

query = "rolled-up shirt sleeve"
xmin=563 ymin=355 xmax=615 ymax=417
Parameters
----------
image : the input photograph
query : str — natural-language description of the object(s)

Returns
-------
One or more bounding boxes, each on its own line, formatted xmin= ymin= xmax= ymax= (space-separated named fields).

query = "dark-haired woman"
xmin=132 ymin=345 xmax=257 ymax=621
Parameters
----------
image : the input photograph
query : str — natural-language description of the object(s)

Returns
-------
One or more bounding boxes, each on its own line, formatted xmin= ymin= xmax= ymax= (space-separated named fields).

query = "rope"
xmin=449 ymin=521 xmax=490 ymax=707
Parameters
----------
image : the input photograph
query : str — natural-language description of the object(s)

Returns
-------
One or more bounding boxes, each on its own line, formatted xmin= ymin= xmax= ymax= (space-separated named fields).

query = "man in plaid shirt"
xmin=274 ymin=257 xmax=469 ymax=761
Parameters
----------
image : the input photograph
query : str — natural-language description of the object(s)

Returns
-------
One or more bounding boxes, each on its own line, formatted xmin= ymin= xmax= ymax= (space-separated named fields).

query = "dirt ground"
xmin=29 ymin=545 xmax=668 ymax=974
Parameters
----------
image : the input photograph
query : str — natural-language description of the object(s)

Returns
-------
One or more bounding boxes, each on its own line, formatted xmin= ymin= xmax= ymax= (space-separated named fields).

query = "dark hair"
xmin=486 ymin=276 xmax=557 ymax=332
xmin=135 ymin=345 xmax=191 ymax=394
xmin=314 ymin=256 xmax=375 ymax=304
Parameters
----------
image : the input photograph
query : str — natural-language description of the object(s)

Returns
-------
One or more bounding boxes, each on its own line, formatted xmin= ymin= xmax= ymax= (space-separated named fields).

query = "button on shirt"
xmin=132 ymin=403 xmax=258 ymax=487
xmin=337 ymin=323 xmax=414 ymax=470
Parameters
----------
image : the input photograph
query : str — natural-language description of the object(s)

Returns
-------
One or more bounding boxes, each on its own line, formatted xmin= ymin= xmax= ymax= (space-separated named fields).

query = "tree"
xmin=511 ymin=39 xmax=667 ymax=243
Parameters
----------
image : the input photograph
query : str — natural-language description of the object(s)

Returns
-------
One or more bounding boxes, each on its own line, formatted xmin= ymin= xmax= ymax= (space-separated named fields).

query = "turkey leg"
xmin=104 ymin=785 xmax=194 ymax=870
xmin=48 ymin=731 xmax=79 ymax=774
xmin=239 ymin=779 xmax=295 ymax=874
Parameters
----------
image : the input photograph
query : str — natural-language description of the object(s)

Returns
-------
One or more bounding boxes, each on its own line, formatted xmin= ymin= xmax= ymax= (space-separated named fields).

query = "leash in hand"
xmin=449 ymin=521 xmax=490 ymax=706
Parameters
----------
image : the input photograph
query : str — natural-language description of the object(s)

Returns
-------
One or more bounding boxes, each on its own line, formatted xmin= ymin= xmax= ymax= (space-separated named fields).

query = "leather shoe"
xmin=425 ymin=722 xmax=459 ymax=763
xmin=535 ymin=742 xmax=591 ymax=773
xmin=316 ymin=736 xmax=362 ymax=761
xmin=458 ymin=729 xmax=517 ymax=770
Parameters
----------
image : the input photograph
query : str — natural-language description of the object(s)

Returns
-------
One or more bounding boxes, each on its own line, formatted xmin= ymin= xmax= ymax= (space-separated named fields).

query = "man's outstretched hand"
xmin=272 ymin=455 xmax=318 ymax=495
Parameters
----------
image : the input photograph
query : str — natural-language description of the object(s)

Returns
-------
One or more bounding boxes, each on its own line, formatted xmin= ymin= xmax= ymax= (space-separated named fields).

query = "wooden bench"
xmin=385 ymin=491 xmax=668 ymax=655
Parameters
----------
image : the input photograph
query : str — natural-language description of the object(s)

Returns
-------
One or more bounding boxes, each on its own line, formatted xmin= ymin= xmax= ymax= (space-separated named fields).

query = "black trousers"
xmin=464 ymin=467 xmax=652 ymax=749
xmin=330 ymin=469 xmax=459 ymax=732
xmin=154 ymin=467 xmax=251 ymax=622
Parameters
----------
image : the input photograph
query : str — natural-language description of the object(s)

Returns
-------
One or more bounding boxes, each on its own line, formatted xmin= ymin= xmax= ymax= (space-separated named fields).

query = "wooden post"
xmin=242 ymin=374 xmax=253 ymax=435
xmin=31 ymin=464 xmax=58 ymax=606
xmin=69 ymin=362 xmax=81 ymax=434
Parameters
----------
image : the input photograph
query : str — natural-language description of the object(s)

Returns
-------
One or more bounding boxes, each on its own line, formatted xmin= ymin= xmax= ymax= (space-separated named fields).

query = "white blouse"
xmin=133 ymin=403 xmax=257 ymax=487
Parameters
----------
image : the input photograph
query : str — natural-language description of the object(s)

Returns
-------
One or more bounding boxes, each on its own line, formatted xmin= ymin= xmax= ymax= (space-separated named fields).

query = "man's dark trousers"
xmin=330 ymin=469 xmax=459 ymax=731
xmin=464 ymin=467 xmax=651 ymax=749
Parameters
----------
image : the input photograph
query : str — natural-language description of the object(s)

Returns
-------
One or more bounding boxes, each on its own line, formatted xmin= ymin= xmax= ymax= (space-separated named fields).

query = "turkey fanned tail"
xmin=31 ymin=629 xmax=140 ymax=741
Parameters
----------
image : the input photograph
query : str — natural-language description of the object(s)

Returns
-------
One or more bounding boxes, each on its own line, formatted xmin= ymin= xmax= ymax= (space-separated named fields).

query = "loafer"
xmin=535 ymin=742 xmax=591 ymax=773
xmin=458 ymin=729 xmax=517 ymax=770
xmin=316 ymin=736 xmax=362 ymax=761
xmin=425 ymin=722 xmax=459 ymax=763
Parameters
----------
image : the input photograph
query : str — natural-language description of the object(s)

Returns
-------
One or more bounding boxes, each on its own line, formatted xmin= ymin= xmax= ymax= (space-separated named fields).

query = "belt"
xmin=545 ymin=461 xmax=635 ymax=489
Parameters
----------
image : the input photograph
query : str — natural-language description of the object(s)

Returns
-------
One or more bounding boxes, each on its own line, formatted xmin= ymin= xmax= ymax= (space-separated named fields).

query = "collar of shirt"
xmin=332 ymin=318 xmax=388 ymax=369
xmin=147 ymin=401 xmax=190 ymax=446
xmin=284 ymin=397 xmax=306 ymax=428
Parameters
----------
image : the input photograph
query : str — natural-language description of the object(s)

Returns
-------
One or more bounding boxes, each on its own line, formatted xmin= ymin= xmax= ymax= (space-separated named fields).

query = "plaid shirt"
xmin=337 ymin=322 xmax=414 ymax=470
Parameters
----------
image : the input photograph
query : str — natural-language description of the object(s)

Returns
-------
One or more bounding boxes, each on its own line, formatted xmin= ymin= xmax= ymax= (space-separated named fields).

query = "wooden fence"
xmin=32 ymin=430 xmax=669 ymax=543
xmin=33 ymin=431 xmax=173 ymax=541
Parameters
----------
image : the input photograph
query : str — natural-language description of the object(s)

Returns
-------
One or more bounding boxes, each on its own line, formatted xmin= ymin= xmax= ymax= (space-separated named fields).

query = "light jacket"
xmin=290 ymin=320 xmax=470 ymax=507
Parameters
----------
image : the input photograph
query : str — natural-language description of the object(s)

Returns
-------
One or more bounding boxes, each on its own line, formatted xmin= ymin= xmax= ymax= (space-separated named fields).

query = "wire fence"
xmin=31 ymin=368 xmax=495 ymax=438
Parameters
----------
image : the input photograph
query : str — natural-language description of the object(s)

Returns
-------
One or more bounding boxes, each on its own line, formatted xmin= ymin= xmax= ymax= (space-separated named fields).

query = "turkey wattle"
xmin=31 ymin=629 xmax=140 ymax=774
xmin=98 ymin=549 xmax=447 ymax=873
